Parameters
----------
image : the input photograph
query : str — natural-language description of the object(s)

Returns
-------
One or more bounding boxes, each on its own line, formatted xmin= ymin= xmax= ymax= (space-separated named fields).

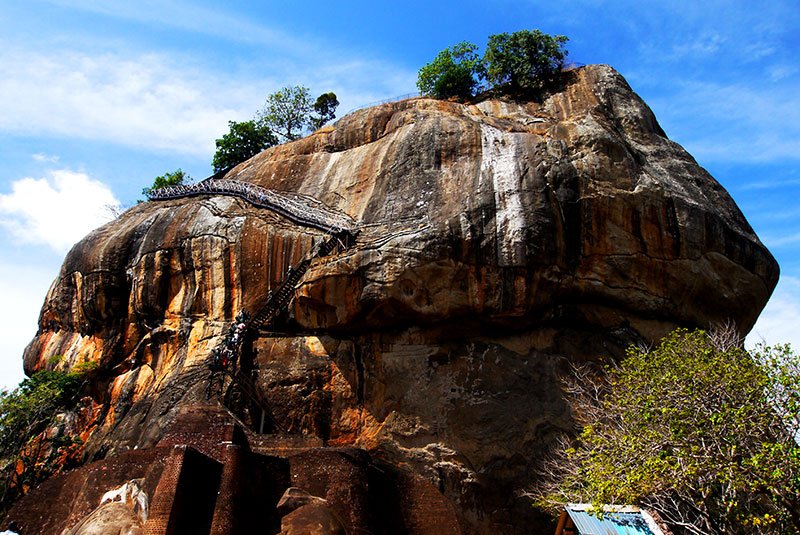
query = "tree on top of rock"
xmin=484 ymin=30 xmax=569 ymax=93
xmin=257 ymin=86 xmax=340 ymax=143
xmin=416 ymin=30 xmax=570 ymax=101
xmin=212 ymin=120 xmax=278 ymax=173
xmin=417 ymin=41 xmax=484 ymax=100
xmin=141 ymin=168 xmax=189 ymax=198
xmin=311 ymin=92 xmax=340 ymax=130
xmin=210 ymin=88 xmax=338 ymax=173
xmin=259 ymin=86 xmax=313 ymax=143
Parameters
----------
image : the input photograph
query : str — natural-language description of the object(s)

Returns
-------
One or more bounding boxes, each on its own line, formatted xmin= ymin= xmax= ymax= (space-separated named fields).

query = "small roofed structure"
xmin=556 ymin=504 xmax=672 ymax=535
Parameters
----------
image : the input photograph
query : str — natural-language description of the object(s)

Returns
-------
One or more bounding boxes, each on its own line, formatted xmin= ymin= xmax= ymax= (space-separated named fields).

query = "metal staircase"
xmin=146 ymin=178 xmax=356 ymax=235
xmin=147 ymin=180 xmax=357 ymax=431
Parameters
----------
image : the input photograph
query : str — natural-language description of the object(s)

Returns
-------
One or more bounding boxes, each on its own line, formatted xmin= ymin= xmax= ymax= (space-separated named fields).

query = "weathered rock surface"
xmin=61 ymin=478 xmax=148 ymax=535
xmin=279 ymin=503 xmax=347 ymax=535
xmin=18 ymin=65 xmax=778 ymax=533
xmin=7 ymin=405 xmax=461 ymax=535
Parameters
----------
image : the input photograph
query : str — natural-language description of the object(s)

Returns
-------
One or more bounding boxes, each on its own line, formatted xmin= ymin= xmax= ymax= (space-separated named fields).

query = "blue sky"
xmin=0 ymin=0 xmax=798 ymax=388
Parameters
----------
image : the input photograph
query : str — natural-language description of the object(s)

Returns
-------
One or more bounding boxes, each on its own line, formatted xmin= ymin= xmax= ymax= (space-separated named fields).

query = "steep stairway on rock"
xmin=247 ymin=231 xmax=349 ymax=331
xmin=147 ymin=179 xmax=357 ymax=425
xmin=204 ymin=230 xmax=354 ymax=419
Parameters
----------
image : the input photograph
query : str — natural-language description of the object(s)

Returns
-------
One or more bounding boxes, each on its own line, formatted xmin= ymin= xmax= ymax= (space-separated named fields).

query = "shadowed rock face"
xmin=20 ymin=65 xmax=777 ymax=533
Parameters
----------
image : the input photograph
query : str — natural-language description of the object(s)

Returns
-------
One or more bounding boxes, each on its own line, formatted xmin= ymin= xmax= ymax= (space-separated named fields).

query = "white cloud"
xmin=741 ymin=176 xmax=800 ymax=191
xmin=0 ymin=169 xmax=121 ymax=252
xmin=0 ymin=47 xmax=263 ymax=156
xmin=768 ymin=64 xmax=798 ymax=82
xmin=671 ymin=32 xmax=726 ymax=59
xmin=0 ymin=42 xmax=415 ymax=157
xmin=32 ymin=152 xmax=60 ymax=163
xmin=0 ymin=261 xmax=58 ymax=389
xmin=747 ymin=276 xmax=800 ymax=350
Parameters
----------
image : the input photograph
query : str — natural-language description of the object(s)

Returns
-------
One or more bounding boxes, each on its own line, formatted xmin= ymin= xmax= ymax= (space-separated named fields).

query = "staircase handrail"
xmin=147 ymin=179 xmax=357 ymax=235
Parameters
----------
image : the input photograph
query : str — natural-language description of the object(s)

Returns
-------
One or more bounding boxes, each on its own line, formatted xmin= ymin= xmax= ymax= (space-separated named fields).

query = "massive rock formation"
xmin=13 ymin=65 xmax=777 ymax=533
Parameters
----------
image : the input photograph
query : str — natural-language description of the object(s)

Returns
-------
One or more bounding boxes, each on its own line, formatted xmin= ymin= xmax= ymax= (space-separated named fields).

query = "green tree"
xmin=417 ymin=41 xmax=483 ymax=100
xmin=212 ymin=120 xmax=278 ymax=172
xmin=259 ymin=85 xmax=313 ymax=142
xmin=0 ymin=366 xmax=95 ymax=513
xmin=532 ymin=328 xmax=800 ymax=534
xmin=484 ymin=30 xmax=568 ymax=93
xmin=141 ymin=168 xmax=189 ymax=197
xmin=311 ymin=92 xmax=339 ymax=130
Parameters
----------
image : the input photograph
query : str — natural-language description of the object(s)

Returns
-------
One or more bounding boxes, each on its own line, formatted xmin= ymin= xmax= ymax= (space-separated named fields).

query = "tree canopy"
xmin=416 ymin=30 xmax=570 ymax=100
xmin=416 ymin=41 xmax=483 ymax=100
xmin=212 ymin=120 xmax=278 ymax=173
xmin=311 ymin=92 xmax=340 ymax=130
xmin=484 ymin=30 xmax=568 ymax=92
xmin=149 ymin=87 xmax=337 ymax=192
xmin=210 ymin=88 xmax=337 ymax=172
xmin=532 ymin=328 xmax=800 ymax=534
xmin=259 ymin=85 xmax=313 ymax=142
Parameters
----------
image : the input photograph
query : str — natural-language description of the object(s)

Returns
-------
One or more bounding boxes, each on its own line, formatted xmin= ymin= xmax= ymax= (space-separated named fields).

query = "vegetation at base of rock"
xmin=0 ymin=365 xmax=97 ymax=515
xmin=212 ymin=120 xmax=278 ymax=172
xmin=531 ymin=328 xmax=800 ymax=534
xmin=141 ymin=168 xmax=189 ymax=197
xmin=417 ymin=29 xmax=569 ymax=100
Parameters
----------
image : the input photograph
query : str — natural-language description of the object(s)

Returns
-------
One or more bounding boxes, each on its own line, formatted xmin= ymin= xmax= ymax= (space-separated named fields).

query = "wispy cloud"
xmin=0 ymin=47 xmax=269 ymax=156
xmin=0 ymin=169 xmax=121 ymax=252
xmin=0 ymin=31 xmax=415 ymax=156
xmin=669 ymin=32 xmax=726 ymax=59
xmin=740 ymin=176 xmax=800 ymax=191
xmin=650 ymin=80 xmax=800 ymax=164
xmin=32 ymin=153 xmax=60 ymax=163
xmin=41 ymin=0 xmax=314 ymax=54
xmin=750 ymin=206 xmax=800 ymax=222
xmin=763 ymin=232 xmax=800 ymax=249
xmin=768 ymin=64 xmax=799 ymax=82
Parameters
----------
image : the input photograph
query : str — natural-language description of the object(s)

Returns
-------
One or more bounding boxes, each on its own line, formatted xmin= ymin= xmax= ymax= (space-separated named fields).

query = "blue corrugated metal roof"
xmin=566 ymin=508 xmax=656 ymax=535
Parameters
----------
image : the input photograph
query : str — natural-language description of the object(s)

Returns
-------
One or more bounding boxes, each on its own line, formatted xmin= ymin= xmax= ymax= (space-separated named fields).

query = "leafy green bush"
xmin=417 ymin=30 xmax=570 ymax=100
xmin=0 ymin=365 xmax=94 ymax=513
xmin=417 ymin=41 xmax=484 ymax=100
xmin=484 ymin=30 xmax=568 ymax=93
xmin=532 ymin=328 xmax=800 ymax=534
xmin=212 ymin=120 xmax=278 ymax=172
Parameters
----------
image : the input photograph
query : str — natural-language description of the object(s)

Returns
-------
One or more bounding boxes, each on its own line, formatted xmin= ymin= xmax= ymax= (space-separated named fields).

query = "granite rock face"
xmin=20 ymin=65 xmax=778 ymax=533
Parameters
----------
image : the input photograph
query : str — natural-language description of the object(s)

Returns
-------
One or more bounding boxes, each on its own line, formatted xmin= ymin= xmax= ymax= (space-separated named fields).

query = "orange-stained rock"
xmin=18 ymin=65 xmax=777 ymax=534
